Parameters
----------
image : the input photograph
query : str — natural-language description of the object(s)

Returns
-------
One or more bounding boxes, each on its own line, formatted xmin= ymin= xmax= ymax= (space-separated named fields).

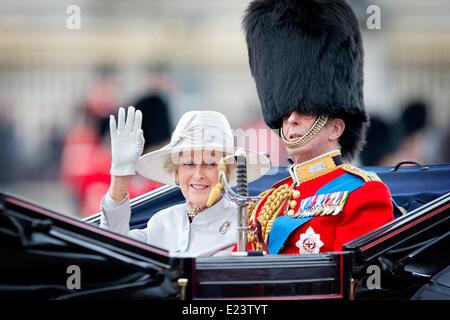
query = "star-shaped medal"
xmin=295 ymin=226 xmax=324 ymax=254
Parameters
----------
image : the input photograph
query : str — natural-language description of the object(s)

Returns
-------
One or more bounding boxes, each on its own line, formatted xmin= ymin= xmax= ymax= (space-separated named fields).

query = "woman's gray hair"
xmin=163 ymin=155 xmax=178 ymax=175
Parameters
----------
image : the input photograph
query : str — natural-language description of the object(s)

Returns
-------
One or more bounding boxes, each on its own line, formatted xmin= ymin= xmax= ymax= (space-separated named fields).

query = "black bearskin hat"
xmin=243 ymin=0 xmax=368 ymax=160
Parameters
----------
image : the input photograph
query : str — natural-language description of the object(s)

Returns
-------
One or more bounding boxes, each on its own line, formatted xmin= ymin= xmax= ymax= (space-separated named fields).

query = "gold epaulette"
xmin=258 ymin=184 xmax=291 ymax=240
xmin=341 ymin=164 xmax=381 ymax=182
xmin=247 ymin=183 xmax=293 ymax=251
xmin=271 ymin=176 xmax=293 ymax=189
xmin=248 ymin=176 xmax=291 ymax=224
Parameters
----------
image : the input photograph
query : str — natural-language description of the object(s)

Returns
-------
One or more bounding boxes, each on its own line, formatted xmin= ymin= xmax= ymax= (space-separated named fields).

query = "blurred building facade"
xmin=0 ymin=0 xmax=449 ymax=215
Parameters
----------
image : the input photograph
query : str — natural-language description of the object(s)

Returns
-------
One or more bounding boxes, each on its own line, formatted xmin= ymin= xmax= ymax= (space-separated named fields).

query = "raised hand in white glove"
xmin=109 ymin=106 xmax=145 ymax=176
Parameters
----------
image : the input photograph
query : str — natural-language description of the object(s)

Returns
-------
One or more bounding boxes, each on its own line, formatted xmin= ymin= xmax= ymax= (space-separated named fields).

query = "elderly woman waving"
xmin=100 ymin=107 xmax=270 ymax=257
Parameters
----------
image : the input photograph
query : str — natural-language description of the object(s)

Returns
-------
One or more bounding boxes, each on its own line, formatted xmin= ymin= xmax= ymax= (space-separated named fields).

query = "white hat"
xmin=136 ymin=111 xmax=271 ymax=186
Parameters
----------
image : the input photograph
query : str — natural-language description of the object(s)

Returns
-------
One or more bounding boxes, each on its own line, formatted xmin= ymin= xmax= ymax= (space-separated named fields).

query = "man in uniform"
xmin=243 ymin=0 xmax=395 ymax=254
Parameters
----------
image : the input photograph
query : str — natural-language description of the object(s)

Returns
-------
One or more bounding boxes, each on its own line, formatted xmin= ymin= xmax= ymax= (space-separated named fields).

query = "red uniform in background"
xmin=60 ymin=123 xmax=161 ymax=217
xmin=60 ymin=78 xmax=170 ymax=217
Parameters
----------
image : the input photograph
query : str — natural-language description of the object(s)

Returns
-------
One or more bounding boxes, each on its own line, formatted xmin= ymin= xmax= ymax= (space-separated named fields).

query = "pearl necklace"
xmin=186 ymin=206 xmax=205 ymax=222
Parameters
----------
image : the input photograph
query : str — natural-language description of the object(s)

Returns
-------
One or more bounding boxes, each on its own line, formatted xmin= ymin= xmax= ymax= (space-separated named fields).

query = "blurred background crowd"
xmin=0 ymin=0 xmax=449 ymax=218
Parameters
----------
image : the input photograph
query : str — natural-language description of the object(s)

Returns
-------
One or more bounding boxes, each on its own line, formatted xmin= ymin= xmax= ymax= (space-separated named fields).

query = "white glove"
xmin=109 ymin=106 xmax=145 ymax=176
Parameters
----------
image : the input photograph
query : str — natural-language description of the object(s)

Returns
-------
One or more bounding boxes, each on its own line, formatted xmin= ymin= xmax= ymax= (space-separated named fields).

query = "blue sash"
xmin=267 ymin=173 xmax=365 ymax=254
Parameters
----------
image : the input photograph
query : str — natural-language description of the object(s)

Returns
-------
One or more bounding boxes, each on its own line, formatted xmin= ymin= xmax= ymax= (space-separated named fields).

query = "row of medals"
xmin=285 ymin=191 xmax=348 ymax=218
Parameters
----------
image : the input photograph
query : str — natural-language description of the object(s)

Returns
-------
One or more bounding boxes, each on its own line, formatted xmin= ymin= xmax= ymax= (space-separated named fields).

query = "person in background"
xmin=60 ymin=78 xmax=118 ymax=217
xmin=0 ymin=108 xmax=22 ymax=183
xmin=442 ymin=114 xmax=450 ymax=163
xmin=122 ymin=91 xmax=174 ymax=197
xmin=395 ymin=100 xmax=428 ymax=164
xmin=395 ymin=100 xmax=443 ymax=165
xmin=61 ymin=76 xmax=174 ymax=217
xmin=360 ymin=115 xmax=398 ymax=166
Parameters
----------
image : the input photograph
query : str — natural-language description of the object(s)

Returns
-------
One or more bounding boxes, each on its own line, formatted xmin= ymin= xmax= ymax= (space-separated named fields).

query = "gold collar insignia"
xmin=290 ymin=150 xmax=344 ymax=183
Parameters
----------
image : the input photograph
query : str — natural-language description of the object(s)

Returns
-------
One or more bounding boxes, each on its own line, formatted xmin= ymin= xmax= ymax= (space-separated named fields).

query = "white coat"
xmin=100 ymin=193 xmax=238 ymax=257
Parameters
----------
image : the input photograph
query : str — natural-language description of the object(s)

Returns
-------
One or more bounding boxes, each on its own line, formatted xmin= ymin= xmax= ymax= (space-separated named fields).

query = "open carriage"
xmin=1 ymin=161 xmax=449 ymax=300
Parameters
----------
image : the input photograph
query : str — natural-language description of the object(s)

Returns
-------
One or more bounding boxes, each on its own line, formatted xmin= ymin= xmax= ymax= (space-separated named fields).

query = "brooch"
xmin=219 ymin=221 xmax=231 ymax=234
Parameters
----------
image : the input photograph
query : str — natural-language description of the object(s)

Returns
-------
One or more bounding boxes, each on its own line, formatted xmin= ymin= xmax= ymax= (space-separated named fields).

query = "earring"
xmin=175 ymin=178 xmax=179 ymax=186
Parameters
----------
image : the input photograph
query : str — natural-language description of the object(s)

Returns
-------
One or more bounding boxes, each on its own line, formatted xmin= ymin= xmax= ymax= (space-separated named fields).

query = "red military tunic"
xmin=248 ymin=151 xmax=394 ymax=254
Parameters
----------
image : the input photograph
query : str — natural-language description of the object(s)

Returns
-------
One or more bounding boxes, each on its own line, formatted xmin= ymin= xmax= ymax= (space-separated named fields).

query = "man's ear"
xmin=329 ymin=118 xmax=346 ymax=141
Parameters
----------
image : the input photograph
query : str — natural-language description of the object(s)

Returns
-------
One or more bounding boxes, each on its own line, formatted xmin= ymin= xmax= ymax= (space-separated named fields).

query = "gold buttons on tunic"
xmin=292 ymin=190 xmax=301 ymax=199
xmin=287 ymin=209 xmax=295 ymax=216
xmin=289 ymin=200 xmax=297 ymax=209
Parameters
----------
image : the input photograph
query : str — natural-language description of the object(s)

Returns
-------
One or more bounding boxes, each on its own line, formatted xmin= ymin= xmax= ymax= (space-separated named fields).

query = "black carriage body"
xmin=1 ymin=164 xmax=449 ymax=300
